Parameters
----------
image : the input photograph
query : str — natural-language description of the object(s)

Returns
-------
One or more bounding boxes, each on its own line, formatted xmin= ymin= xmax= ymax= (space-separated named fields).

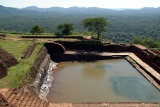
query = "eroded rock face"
xmin=0 ymin=47 xmax=18 ymax=79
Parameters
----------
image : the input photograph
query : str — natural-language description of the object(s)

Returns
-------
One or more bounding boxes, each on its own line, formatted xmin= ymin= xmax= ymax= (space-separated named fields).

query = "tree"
xmin=30 ymin=25 xmax=45 ymax=34
xmin=57 ymin=23 xmax=74 ymax=35
xmin=82 ymin=17 xmax=109 ymax=40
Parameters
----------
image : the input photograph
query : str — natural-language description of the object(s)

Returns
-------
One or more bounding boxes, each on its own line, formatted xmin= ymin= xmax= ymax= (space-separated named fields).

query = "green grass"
xmin=0 ymin=39 xmax=32 ymax=59
xmin=0 ymin=39 xmax=43 ymax=88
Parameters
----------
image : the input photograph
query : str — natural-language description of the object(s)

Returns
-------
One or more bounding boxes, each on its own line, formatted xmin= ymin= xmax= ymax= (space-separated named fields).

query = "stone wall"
xmin=21 ymin=42 xmax=65 ymax=97
xmin=129 ymin=45 xmax=160 ymax=73
xmin=57 ymin=41 xmax=130 ymax=52
xmin=44 ymin=42 xmax=65 ymax=60
xmin=20 ymin=47 xmax=48 ymax=88
xmin=24 ymin=54 xmax=51 ymax=97
xmin=56 ymin=41 xmax=160 ymax=72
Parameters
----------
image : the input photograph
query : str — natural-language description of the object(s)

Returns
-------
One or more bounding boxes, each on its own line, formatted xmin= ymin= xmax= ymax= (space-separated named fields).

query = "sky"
xmin=0 ymin=0 xmax=160 ymax=9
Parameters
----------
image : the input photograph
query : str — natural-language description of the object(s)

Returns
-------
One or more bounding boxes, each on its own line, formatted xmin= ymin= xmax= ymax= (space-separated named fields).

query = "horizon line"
xmin=1 ymin=5 xmax=159 ymax=10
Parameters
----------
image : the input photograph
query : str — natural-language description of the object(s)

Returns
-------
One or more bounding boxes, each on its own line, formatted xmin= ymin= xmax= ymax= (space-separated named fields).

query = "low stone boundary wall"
xmin=49 ymin=102 xmax=159 ymax=107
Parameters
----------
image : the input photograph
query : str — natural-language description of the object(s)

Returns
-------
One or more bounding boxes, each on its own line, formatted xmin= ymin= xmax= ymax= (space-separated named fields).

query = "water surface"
xmin=47 ymin=59 xmax=160 ymax=103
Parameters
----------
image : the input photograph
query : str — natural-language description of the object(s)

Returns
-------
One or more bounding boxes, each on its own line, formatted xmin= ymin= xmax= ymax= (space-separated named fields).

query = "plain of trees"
xmin=1 ymin=14 xmax=160 ymax=44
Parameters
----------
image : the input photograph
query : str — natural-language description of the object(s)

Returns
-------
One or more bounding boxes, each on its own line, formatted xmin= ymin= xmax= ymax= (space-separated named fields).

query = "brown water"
xmin=47 ymin=59 xmax=160 ymax=103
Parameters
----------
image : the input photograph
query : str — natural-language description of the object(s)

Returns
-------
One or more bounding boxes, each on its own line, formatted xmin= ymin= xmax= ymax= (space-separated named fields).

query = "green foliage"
xmin=130 ymin=37 xmax=160 ymax=48
xmin=82 ymin=17 xmax=109 ymax=40
xmin=30 ymin=25 xmax=45 ymax=34
xmin=56 ymin=23 xmax=74 ymax=35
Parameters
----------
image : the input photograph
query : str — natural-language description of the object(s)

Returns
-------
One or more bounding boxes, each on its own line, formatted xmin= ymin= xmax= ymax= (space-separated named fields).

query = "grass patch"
xmin=0 ymin=39 xmax=43 ymax=88
xmin=6 ymin=33 xmax=55 ymax=38
xmin=0 ymin=39 xmax=31 ymax=59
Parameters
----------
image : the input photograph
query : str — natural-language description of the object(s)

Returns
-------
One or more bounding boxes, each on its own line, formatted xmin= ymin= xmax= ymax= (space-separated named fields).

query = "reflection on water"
xmin=83 ymin=62 xmax=106 ymax=79
xmin=47 ymin=59 xmax=160 ymax=103
xmin=110 ymin=77 xmax=160 ymax=102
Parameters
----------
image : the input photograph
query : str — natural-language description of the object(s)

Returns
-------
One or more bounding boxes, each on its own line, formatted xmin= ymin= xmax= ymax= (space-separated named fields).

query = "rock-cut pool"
xmin=47 ymin=59 xmax=160 ymax=103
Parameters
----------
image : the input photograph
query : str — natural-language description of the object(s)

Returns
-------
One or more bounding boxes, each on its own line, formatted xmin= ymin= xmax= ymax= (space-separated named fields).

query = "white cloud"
xmin=0 ymin=0 xmax=160 ymax=8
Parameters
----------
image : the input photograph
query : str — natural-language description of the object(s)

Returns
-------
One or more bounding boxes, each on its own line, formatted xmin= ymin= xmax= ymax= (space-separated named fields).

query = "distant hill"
xmin=1 ymin=5 xmax=160 ymax=14
xmin=0 ymin=5 xmax=159 ymax=15
xmin=0 ymin=5 xmax=18 ymax=14
xmin=23 ymin=6 xmax=160 ymax=13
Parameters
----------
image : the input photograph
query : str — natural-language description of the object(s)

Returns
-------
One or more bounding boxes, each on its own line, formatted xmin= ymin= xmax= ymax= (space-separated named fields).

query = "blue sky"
xmin=0 ymin=0 xmax=160 ymax=8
